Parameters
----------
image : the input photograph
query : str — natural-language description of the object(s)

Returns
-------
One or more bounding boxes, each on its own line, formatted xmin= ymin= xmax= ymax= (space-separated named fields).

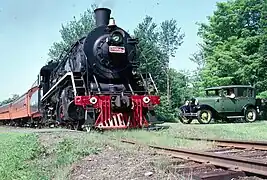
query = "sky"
xmin=0 ymin=0 xmax=225 ymax=101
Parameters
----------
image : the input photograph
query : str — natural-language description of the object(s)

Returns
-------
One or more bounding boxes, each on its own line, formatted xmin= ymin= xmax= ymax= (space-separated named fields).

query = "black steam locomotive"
xmin=38 ymin=8 xmax=160 ymax=131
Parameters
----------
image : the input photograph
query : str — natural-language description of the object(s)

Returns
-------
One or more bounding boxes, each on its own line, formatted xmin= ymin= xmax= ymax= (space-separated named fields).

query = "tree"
xmin=0 ymin=94 xmax=20 ymax=106
xmin=189 ymin=44 xmax=206 ymax=96
xmin=133 ymin=16 xmax=186 ymax=121
xmin=159 ymin=20 xmax=185 ymax=105
xmin=133 ymin=16 xmax=167 ymax=94
xmin=194 ymin=0 xmax=267 ymax=93
xmin=133 ymin=16 xmax=185 ymax=94
xmin=48 ymin=4 xmax=97 ymax=61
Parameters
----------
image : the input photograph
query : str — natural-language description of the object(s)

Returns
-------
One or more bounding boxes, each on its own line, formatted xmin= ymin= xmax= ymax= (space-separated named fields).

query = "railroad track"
xmin=182 ymin=137 xmax=267 ymax=151
xmin=121 ymin=139 xmax=267 ymax=180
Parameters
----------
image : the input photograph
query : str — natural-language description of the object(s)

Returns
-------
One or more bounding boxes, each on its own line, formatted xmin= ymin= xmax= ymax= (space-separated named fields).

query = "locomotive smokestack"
xmin=94 ymin=8 xmax=111 ymax=27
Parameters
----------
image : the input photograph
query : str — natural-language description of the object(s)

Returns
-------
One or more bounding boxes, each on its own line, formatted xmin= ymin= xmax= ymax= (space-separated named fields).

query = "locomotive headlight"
xmin=112 ymin=34 xmax=121 ymax=42
xmin=89 ymin=97 xmax=97 ymax=105
xmin=143 ymin=96 xmax=150 ymax=104
xmin=110 ymin=32 xmax=123 ymax=45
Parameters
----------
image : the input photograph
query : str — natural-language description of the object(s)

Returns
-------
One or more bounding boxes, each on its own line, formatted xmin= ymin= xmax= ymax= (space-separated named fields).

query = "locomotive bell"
xmin=108 ymin=17 xmax=116 ymax=27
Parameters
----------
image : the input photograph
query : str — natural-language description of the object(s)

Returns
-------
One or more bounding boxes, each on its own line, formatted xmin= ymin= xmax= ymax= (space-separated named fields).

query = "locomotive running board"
xmin=41 ymin=72 xmax=78 ymax=102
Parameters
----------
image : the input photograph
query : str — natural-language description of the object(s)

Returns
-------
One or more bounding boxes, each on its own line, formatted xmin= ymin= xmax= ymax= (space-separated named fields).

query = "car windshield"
xmin=206 ymin=89 xmax=220 ymax=96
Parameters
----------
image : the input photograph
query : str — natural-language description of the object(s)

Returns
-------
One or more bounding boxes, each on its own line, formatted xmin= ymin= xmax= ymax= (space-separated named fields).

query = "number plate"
xmin=109 ymin=46 xmax=125 ymax=53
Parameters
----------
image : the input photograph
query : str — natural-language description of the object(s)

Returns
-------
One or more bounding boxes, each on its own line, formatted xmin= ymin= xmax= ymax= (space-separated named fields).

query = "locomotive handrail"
xmin=41 ymin=72 xmax=77 ymax=102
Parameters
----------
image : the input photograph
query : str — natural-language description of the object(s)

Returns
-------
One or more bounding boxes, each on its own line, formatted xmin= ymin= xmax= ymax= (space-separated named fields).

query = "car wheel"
xmin=244 ymin=108 xmax=257 ymax=123
xmin=197 ymin=109 xmax=212 ymax=124
xmin=179 ymin=116 xmax=193 ymax=124
xmin=178 ymin=109 xmax=193 ymax=124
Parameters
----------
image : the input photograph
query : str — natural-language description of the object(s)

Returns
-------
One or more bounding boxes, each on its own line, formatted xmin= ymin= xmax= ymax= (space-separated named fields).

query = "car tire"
xmin=178 ymin=108 xmax=193 ymax=124
xmin=197 ymin=109 xmax=212 ymax=124
xmin=179 ymin=117 xmax=193 ymax=124
xmin=244 ymin=108 xmax=257 ymax=123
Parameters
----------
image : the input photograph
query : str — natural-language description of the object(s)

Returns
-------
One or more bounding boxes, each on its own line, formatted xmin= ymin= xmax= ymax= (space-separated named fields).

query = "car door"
xmin=221 ymin=88 xmax=237 ymax=113
xmin=235 ymin=88 xmax=249 ymax=113
xmin=235 ymin=88 xmax=256 ymax=112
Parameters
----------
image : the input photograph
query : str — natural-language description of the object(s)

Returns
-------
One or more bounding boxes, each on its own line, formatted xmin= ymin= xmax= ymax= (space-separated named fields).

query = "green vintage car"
xmin=178 ymin=85 xmax=260 ymax=124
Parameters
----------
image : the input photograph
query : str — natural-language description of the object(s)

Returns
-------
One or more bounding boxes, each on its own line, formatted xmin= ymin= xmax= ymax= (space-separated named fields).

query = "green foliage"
xmin=0 ymin=134 xmax=45 ymax=180
xmin=55 ymin=138 xmax=99 ymax=166
xmin=256 ymin=90 xmax=267 ymax=98
xmin=134 ymin=16 xmax=185 ymax=90
xmin=0 ymin=94 xmax=20 ymax=106
xmin=169 ymin=69 xmax=191 ymax=107
xmin=155 ymin=95 xmax=175 ymax=122
xmin=133 ymin=16 xmax=168 ymax=91
xmin=48 ymin=4 xmax=97 ymax=61
xmin=0 ymin=132 xmax=103 ymax=180
xmin=133 ymin=16 xmax=186 ymax=121
xmin=159 ymin=19 xmax=185 ymax=58
xmin=192 ymin=0 xmax=267 ymax=94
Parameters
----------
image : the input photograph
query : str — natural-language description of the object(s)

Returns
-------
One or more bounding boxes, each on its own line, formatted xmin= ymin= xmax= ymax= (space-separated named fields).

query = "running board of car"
xmin=182 ymin=113 xmax=198 ymax=116
xmin=226 ymin=116 xmax=244 ymax=119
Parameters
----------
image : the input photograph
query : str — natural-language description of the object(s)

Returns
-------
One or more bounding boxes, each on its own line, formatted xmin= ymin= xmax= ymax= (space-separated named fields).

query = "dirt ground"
xmin=67 ymin=145 xmax=263 ymax=180
xmin=68 ymin=145 xmax=187 ymax=180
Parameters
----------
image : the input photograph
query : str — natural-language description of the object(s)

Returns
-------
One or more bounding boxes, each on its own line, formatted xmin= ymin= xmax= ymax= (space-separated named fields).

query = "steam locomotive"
xmin=36 ymin=8 xmax=160 ymax=131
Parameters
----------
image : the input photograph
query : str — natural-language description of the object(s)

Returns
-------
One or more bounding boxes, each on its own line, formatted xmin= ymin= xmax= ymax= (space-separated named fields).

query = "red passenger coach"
xmin=0 ymin=86 xmax=41 ymax=126
xmin=0 ymin=103 xmax=11 ymax=120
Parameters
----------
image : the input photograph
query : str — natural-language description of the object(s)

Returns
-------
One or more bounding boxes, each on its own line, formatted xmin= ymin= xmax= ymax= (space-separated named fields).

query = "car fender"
xmin=242 ymin=104 xmax=257 ymax=113
xmin=178 ymin=105 xmax=190 ymax=114
xmin=196 ymin=104 xmax=219 ymax=116
xmin=179 ymin=105 xmax=188 ymax=111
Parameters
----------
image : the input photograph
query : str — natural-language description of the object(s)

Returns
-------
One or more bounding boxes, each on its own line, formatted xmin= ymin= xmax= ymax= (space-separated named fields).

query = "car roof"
xmin=205 ymin=85 xmax=254 ymax=91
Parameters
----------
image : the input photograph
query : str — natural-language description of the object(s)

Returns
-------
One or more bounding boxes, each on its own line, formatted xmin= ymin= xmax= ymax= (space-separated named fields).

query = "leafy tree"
xmin=133 ymin=16 xmax=185 ymax=94
xmin=189 ymin=45 xmax=206 ymax=96
xmin=0 ymin=94 xmax=20 ymax=106
xmin=194 ymin=0 xmax=267 ymax=93
xmin=48 ymin=4 xmax=97 ymax=61
xmin=169 ymin=69 xmax=192 ymax=106
xmin=133 ymin=16 xmax=186 ymax=121
xmin=133 ymin=16 xmax=168 ymax=94
xmin=159 ymin=19 xmax=185 ymax=105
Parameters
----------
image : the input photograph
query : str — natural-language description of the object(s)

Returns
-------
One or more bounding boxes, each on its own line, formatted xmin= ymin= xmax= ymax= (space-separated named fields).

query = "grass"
xmin=0 ymin=133 xmax=44 ymax=180
xmin=0 ymin=120 xmax=267 ymax=180
xmin=164 ymin=120 xmax=267 ymax=140
xmin=0 ymin=132 xmax=111 ymax=180
xmin=103 ymin=128 xmax=215 ymax=150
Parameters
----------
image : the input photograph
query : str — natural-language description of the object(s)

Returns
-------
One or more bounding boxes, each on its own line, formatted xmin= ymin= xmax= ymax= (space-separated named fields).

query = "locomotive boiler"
xmin=38 ymin=8 xmax=160 ymax=131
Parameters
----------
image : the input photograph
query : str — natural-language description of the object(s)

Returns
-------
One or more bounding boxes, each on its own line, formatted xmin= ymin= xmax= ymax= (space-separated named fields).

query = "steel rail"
xmin=121 ymin=139 xmax=267 ymax=176
xmin=181 ymin=137 xmax=267 ymax=151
